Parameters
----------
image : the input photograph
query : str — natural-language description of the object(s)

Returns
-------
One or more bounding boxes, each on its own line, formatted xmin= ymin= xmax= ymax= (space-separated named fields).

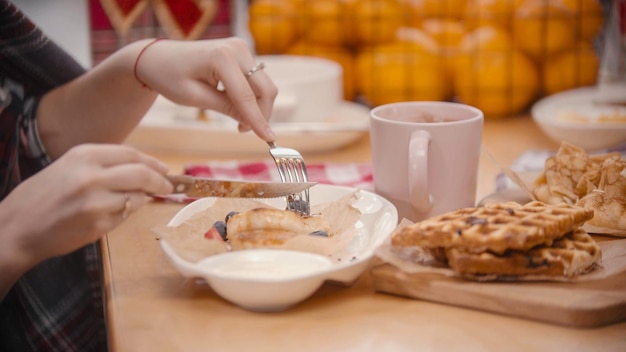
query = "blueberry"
xmin=213 ymin=220 xmax=228 ymax=241
xmin=225 ymin=211 xmax=239 ymax=223
xmin=309 ymin=230 xmax=329 ymax=237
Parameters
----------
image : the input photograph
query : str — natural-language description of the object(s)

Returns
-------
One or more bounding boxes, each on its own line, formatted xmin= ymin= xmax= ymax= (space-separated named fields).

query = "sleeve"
xmin=0 ymin=0 xmax=86 ymax=197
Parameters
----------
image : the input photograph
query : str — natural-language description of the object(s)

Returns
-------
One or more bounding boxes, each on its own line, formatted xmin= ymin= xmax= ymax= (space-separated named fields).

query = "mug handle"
xmin=408 ymin=130 xmax=433 ymax=213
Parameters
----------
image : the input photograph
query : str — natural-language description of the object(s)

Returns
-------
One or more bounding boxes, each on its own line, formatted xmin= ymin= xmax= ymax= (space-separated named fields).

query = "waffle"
xmin=391 ymin=201 xmax=594 ymax=255
xmin=445 ymin=227 xmax=602 ymax=278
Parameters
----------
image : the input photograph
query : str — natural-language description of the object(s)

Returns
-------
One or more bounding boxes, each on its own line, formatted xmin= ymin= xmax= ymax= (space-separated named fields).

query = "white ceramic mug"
xmin=370 ymin=101 xmax=484 ymax=222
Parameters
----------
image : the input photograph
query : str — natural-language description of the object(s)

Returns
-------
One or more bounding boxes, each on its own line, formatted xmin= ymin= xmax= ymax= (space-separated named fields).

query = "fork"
xmin=267 ymin=141 xmax=310 ymax=216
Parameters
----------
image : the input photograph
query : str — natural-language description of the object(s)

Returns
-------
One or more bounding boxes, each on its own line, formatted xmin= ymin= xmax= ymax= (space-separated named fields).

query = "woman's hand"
xmin=135 ymin=37 xmax=278 ymax=141
xmin=0 ymin=144 xmax=173 ymax=268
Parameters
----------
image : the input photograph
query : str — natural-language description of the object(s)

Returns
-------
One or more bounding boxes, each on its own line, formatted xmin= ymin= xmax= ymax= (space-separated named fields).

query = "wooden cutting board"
xmin=371 ymin=239 xmax=626 ymax=328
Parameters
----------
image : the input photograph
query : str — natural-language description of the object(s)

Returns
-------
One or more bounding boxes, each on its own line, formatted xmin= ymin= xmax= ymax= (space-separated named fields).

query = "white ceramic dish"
xmin=256 ymin=55 xmax=343 ymax=123
xmin=126 ymin=96 xmax=370 ymax=154
xmin=531 ymin=84 xmax=626 ymax=151
xmin=160 ymin=184 xmax=398 ymax=312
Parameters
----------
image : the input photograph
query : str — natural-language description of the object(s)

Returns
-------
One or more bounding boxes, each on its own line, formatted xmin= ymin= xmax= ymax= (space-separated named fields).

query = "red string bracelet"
xmin=133 ymin=38 xmax=164 ymax=89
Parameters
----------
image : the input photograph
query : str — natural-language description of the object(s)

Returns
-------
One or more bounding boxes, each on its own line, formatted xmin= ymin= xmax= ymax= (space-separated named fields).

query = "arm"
xmin=37 ymin=37 xmax=277 ymax=159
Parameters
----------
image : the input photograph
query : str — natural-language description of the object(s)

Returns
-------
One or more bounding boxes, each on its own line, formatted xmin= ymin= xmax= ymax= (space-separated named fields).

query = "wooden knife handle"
xmin=166 ymin=175 xmax=194 ymax=194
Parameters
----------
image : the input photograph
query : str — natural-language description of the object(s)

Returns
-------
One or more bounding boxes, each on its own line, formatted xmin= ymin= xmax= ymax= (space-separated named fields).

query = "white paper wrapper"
xmin=376 ymin=220 xmax=626 ymax=282
xmin=376 ymin=239 xmax=626 ymax=282
xmin=584 ymin=223 xmax=626 ymax=237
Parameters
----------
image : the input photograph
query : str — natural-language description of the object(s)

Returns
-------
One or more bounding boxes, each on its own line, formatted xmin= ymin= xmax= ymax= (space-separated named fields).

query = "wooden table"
xmin=105 ymin=114 xmax=626 ymax=351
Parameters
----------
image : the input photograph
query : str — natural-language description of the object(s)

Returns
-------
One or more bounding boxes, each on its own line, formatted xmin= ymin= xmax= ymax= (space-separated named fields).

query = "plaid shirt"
xmin=0 ymin=2 xmax=107 ymax=351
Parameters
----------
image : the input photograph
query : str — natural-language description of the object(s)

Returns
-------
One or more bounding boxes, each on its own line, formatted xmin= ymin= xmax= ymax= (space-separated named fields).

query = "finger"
xmin=111 ymin=191 xmax=150 ymax=220
xmin=215 ymin=59 xmax=277 ymax=141
xmin=238 ymin=122 xmax=251 ymax=133
xmin=75 ymin=144 xmax=170 ymax=176
xmin=99 ymin=163 xmax=174 ymax=195
xmin=245 ymin=65 xmax=277 ymax=126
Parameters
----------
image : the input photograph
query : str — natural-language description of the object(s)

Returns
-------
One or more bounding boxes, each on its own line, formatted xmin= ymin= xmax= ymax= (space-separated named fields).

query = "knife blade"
xmin=166 ymin=175 xmax=316 ymax=198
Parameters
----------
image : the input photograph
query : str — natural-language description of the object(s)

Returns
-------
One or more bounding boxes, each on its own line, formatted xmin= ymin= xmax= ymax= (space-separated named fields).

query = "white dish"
xmin=255 ymin=55 xmax=343 ymax=123
xmin=160 ymin=184 xmax=398 ymax=311
xmin=531 ymin=84 xmax=626 ymax=151
xmin=126 ymin=96 xmax=370 ymax=155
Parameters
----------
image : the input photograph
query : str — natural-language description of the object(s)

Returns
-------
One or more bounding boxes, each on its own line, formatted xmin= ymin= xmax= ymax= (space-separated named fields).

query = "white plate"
xmin=531 ymin=84 xmax=626 ymax=151
xmin=160 ymin=184 xmax=398 ymax=311
xmin=126 ymin=96 xmax=370 ymax=155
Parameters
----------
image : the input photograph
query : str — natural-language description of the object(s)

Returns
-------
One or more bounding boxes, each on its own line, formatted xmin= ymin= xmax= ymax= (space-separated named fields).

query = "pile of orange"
xmin=248 ymin=0 xmax=605 ymax=118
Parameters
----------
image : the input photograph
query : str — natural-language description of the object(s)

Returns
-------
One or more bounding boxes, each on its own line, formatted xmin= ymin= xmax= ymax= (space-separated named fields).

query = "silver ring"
xmin=121 ymin=193 xmax=131 ymax=219
xmin=245 ymin=62 xmax=265 ymax=78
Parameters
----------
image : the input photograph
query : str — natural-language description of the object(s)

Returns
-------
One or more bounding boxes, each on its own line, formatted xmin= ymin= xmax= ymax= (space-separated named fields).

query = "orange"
xmin=407 ymin=20 xmax=465 ymax=96
xmin=456 ymin=25 xmax=515 ymax=53
xmin=542 ymin=42 xmax=600 ymax=95
xmin=285 ymin=41 xmax=357 ymax=101
xmin=451 ymin=25 xmax=515 ymax=94
xmin=399 ymin=0 xmax=469 ymax=26
xmin=248 ymin=0 xmax=300 ymax=54
xmin=395 ymin=26 xmax=454 ymax=94
xmin=512 ymin=0 xmax=577 ymax=61
xmin=350 ymin=0 xmax=405 ymax=46
xmin=420 ymin=19 xmax=467 ymax=51
xmin=296 ymin=0 xmax=357 ymax=47
xmin=453 ymin=49 xmax=540 ymax=118
xmin=355 ymin=42 xmax=449 ymax=106
xmin=560 ymin=0 xmax=605 ymax=41
xmin=464 ymin=0 xmax=525 ymax=30
xmin=394 ymin=27 xmax=441 ymax=54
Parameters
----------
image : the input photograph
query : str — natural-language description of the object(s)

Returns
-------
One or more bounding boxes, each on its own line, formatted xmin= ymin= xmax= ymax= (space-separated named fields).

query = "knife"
xmin=166 ymin=175 xmax=316 ymax=198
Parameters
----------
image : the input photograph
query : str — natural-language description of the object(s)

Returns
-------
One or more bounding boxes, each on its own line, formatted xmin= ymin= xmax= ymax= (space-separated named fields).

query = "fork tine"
xmin=267 ymin=142 xmax=310 ymax=215
xmin=274 ymin=158 xmax=288 ymax=182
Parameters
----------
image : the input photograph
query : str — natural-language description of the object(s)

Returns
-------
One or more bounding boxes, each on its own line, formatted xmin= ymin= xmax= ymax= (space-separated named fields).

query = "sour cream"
xmin=199 ymin=249 xmax=333 ymax=280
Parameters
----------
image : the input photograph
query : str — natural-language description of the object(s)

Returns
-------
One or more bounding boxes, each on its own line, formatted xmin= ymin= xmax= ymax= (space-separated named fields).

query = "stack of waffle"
xmin=391 ymin=201 xmax=602 ymax=279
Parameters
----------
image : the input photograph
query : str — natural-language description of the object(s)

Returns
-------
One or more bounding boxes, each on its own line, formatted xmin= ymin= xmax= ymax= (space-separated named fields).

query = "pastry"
xmin=445 ymin=227 xmax=602 ymax=278
xmin=531 ymin=142 xmax=626 ymax=232
xmin=391 ymin=201 xmax=594 ymax=255
xmin=226 ymin=207 xmax=330 ymax=249
xmin=577 ymin=158 xmax=626 ymax=231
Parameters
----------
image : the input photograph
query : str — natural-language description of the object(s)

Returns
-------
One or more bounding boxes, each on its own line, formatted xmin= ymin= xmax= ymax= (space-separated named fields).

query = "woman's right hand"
xmin=0 ymin=144 xmax=173 ymax=268
xmin=134 ymin=37 xmax=278 ymax=141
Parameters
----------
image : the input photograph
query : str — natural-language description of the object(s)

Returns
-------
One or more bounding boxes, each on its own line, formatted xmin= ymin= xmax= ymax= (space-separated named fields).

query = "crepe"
xmin=531 ymin=142 xmax=626 ymax=233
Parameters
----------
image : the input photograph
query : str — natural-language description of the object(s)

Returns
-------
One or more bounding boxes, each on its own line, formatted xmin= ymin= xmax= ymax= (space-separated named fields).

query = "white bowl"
xmin=531 ymin=85 xmax=626 ymax=151
xmin=160 ymin=184 xmax=398 ymax=312
xmin=257 ymin=55 xmax=343 ymax=123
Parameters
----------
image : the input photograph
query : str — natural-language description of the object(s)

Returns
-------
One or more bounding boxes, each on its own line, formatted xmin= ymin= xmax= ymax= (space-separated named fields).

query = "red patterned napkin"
xmin=160 ymin=161 xmax=374 ymax=203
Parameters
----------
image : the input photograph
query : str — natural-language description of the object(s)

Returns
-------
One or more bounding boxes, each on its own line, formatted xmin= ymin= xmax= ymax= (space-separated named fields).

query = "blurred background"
xmin=12 ymin=0 xmax=618 ymax=120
